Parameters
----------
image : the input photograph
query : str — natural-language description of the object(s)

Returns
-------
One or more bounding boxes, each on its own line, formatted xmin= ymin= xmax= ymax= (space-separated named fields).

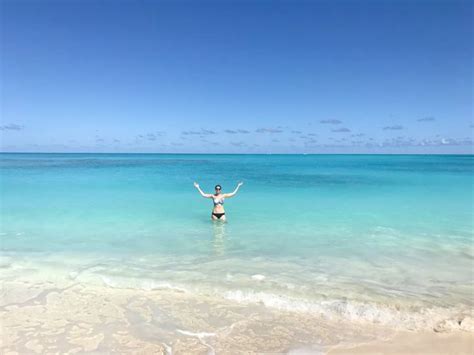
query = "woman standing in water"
xmin=193 ymin=182 xmax=243 ymax=221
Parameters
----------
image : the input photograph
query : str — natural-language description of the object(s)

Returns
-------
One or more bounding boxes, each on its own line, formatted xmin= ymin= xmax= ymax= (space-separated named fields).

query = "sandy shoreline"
xmin=0 ymin=280 xmax=381 ymax=354
xmin=328 ymin=331 xmax=473 ymax=355
xmin=1 ymin=278 xmax=472 ymax=354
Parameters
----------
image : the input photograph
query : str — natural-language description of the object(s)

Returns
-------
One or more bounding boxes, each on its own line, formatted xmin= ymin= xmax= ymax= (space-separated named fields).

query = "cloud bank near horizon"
xmin=2 ymin=120 xmax=473 ymax=154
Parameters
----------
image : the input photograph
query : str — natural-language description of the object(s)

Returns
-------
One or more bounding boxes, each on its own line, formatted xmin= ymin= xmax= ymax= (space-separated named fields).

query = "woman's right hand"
xmin=193 ymin=182 xmax=199 ymax=188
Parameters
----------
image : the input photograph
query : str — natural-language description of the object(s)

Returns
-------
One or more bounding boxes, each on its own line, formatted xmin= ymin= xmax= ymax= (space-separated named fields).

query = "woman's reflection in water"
xmin=212 ymin=221 xmax=227 ymax=256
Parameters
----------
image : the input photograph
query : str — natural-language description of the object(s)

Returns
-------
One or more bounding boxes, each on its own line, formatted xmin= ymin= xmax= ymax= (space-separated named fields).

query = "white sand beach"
xmin=2 ymin=278 xmax=472 ymax=354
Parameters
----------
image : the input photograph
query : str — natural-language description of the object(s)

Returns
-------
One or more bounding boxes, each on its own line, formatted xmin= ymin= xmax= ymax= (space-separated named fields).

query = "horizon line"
xmin=1 ymin=151 xmax=473 ymax=156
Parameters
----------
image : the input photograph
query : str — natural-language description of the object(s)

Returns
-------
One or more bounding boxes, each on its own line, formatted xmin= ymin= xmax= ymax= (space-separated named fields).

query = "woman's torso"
xmin=212 ymin=194 xmax=225 ymax=213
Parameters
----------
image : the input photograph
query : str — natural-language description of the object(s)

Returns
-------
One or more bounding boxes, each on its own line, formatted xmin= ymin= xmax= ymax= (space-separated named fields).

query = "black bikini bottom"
xmin=212 ymin=212 xmax=225 ymax=219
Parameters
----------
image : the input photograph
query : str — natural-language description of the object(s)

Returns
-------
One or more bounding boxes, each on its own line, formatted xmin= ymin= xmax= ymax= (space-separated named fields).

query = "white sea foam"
xmin=162 ymin=342 xmax=173 ymax=355
xmin=176 ymin=329 xmax=216 ymax=338
xmin=101 ymin=276 xmax=188 ymax=293
xmin=222 ymin=289 xmax=472 ymax=331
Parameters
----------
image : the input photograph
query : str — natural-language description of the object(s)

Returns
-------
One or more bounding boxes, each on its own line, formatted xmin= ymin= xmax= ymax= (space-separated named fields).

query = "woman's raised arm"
xmin=224 ymin=182 xmax=243 ymax=198
xmin=194 ymin=182 xmax=212 ymax=198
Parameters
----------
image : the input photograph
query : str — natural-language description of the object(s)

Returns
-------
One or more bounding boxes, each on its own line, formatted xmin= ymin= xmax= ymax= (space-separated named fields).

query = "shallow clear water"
xmin=1 ymin=153 xmax=473 ymax=328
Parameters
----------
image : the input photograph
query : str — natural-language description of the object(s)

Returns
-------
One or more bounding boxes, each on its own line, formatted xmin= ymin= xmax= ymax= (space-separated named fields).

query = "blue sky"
xmin=1 ymin=0 xmax=472 ymax=153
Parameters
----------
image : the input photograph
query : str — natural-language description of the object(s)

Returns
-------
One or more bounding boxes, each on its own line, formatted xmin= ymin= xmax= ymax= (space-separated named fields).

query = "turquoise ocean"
xmin=1 ymin=153 xmax=473 ymax=331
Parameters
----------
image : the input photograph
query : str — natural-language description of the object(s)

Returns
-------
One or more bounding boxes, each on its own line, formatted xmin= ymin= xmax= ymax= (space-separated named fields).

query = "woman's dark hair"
xmin=215 ymin=184 xmax=222 ymax=190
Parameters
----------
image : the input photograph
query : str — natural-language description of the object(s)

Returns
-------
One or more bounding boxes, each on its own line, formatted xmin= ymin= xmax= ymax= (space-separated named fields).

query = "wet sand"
xmin=0 ymin=280 xmax=390 ymax=354
xmin=328 ymin=331 xmax=473 ymax=355
xmin=1 ymin=279 xmax=473 ymax=354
